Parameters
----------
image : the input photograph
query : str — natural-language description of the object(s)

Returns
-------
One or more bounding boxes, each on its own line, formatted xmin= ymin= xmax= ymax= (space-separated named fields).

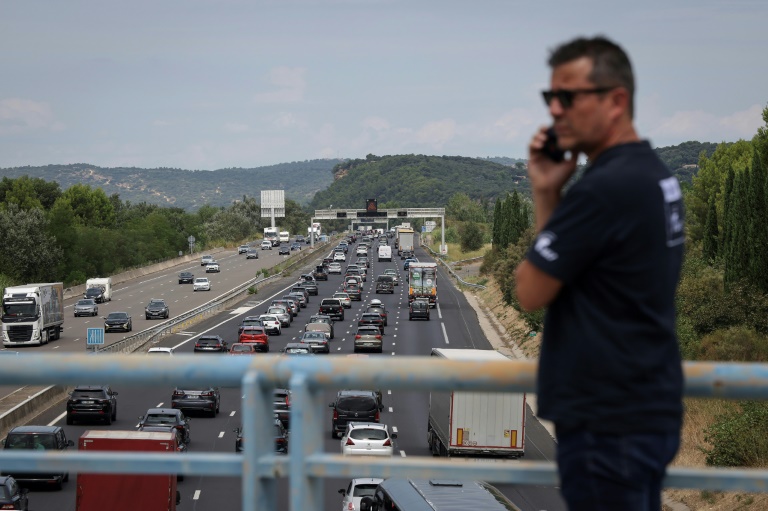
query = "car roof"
xmin=8 ymin=425 xmax=61 ymax=434
xmin=73 ymin=385 xmax=108 ymax=391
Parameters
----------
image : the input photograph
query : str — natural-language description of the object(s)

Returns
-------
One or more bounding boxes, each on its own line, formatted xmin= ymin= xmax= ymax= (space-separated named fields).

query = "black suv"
xmin=178 ymin=271 xmax=194 ymax=284
xmin=145 ymin=299 xmax=170 ymax=320
xmin=171 ymin=386 xmax=221 ymax=417
xmin=1 ymin=426 xmax=74 ymax=490
xmin=328 ymin=390 xmax=382 ymax=439
xmin=66 ymin=385 xmax=118 ymax=425
xmin=409 ymin=299 xmax=431 ymax=321
xmin=375 ymin=275 xmax=394 ymax=294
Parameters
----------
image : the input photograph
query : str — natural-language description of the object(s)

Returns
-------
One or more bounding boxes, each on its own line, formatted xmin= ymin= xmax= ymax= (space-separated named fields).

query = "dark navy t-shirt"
xmin=526 ymin=141 xmax=684 ymax=433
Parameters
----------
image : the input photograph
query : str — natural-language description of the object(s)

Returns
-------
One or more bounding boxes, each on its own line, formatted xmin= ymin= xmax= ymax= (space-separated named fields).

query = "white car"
xmin=333 ymin=252 xmax=346 ymax=262
xmin=356 ymin=246 xmax=368 ymax=256
xmin=333 ymin=292 xmax=352 ymax=309
xmin=258 ymin=315 xmax=282 ymax=336
xmin=339 ymin=478 xmax=384 ymax=511
xmin=340 ymin=422 xmax=395 ymax=457
xmin=201 ymin=255 xmax=214 ymax=266
xmin=205 ymin=262 xmax=220 ymax=273
xmin=261 ymin=241 xmax=272 ymax=250
xmin=147 ymin=347 xmax=173 ymax=355
xmin=328 ymin=262 xmax=342 ymax=274
xmin=193 ymin=277 xmax=211 ymax=291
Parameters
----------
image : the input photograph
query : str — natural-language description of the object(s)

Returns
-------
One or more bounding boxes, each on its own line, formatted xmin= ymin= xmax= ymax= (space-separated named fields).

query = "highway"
xmin=14 ymin=237 xmax=566 ymax=511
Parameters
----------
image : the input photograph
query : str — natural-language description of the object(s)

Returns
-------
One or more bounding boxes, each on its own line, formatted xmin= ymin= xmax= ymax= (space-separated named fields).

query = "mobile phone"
xmin=541 ymin=127 xmax=565 ymax=162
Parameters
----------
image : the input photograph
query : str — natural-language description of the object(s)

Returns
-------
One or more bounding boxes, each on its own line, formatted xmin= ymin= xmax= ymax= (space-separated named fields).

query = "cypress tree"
xmin=748 ymin=149 xmax=768 ymax=291
xmin=492 ymin=198 xmax=502 ymax=247
xmin=703 ymin=195 xmax=718 ymax=263
xmin=727 ymin=170 xmax=750 ymax=285
xmin=508 ymin=190 xmax=523 ymax=245
xmin=722 ymin=165 xmax=735 ymax=269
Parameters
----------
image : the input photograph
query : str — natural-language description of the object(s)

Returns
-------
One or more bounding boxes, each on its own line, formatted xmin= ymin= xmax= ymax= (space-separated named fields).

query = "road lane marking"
xmin=218 ymin=431 xmax=225 ymax=438
xmin=400 ymin=451 xmax=407 ymax=457
xmin=437 ymin=303 xmax=442 ymax=319
xmin=48 ymin=411 xmax=67 ymax=426
xmin=193 ymin=490 xmax=201 ymax=500
xmin=388 ymin=407 xmax=393 ymax=413
xmin=156 ymin=402 xmax=164 ymax=407
xmin=441 ymin=323 xmax=449 ymax=344
xmin=392 ymin=426 xmax=397 ymax=433
xmin=387 ymin=390 xmax=391 ymax=395
xmin=230 ymin=411 xmax=236 ymax=417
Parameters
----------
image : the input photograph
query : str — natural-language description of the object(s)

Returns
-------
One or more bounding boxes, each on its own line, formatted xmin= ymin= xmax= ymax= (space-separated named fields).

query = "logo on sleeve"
xmin=658 ymin=177 xmax=685 ymax=247
xmin=534 ymin=231 xmax=559 ymax=262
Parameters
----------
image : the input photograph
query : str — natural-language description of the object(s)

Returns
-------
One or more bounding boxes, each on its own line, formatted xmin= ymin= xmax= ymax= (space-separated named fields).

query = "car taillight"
xmin=276 ymin=438 xmax=286 ymax=445
xmin=333 ymin=410 xmax=338 ymax=420
xmin=375 ymin=411 xmax=380 ymax=422
xmin=345 ymin=437 xmax=355 ymax=446
xmin=375 ymin=335 xmax=381 ymax=340
xmin=195 ymin=343 xmax=201 ymax=347
xmin=173 ymin=390 xmax=184 ymax=396
xmin=383 ymin=438 xmax=391 ymax=447
xmin=175 ymin=425 xmax=184 ymax=430
xmin=355 ymin=335 xmax=361 ymax=340
xmin=2 ymin=504 xmax=17 ymax=510
xmin=202 ymin=391 xmax=213 ymax=396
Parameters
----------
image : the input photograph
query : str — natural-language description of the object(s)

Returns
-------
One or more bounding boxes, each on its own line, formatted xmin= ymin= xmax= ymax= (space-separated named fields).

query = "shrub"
xmin=65 ymin=270 xmax=87 ymax=287
xmin=703 ymin=401 xmax=768 ymax=467
xmin=248 ymin=286 xmax=258 ymax=295
xmin=697 ymin=327 xmax=768 ymax=362
xmin=458 ymin=222 xmax=484 ymax=252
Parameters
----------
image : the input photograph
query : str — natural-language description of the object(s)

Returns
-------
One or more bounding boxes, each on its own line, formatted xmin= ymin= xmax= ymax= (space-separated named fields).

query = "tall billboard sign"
xmin=261 ymin=190 xmax=285 ymax=229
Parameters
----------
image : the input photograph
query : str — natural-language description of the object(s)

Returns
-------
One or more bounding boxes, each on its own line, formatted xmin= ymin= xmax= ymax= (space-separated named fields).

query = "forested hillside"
xmin=309 ymin=154 xmax=529 ymax=210
xmin=0 ymin=159 xmax=342 ymax=210
xmin=655 ymin=141 xmax=722 ymax=182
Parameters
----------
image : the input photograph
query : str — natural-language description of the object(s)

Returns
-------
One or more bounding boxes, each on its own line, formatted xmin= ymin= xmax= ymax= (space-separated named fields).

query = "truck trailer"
xmin=1 ymin=283 xmax=64 ymax=347
xmin=428 ymin=349 xmax=526 ymax=458
xmin=408 ymin=262 xmax=437 ymax=307
xmin=76 ymin=430 xmax=180 ymax=511
xmin=396 ymin=228 xmax=415 ymax=257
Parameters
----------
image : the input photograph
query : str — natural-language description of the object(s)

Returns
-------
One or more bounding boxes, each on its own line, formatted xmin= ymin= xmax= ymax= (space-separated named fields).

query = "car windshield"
xmin=85 ymin=288 xmax=102 ymax=296
xmin=231 ymin=345 xmax=252 ymax=352
xmin=349 ymin=428 xmax=388 ymax=441
xmin=77 ymin=300 xmax=95 ymax=306
xmin=72 ymin=390 xmax=105 ymax=399
xmin=261 ymin=315 xmax=278 ymax=323
xmin=353 ymin=484 xmax=379 ymax=497
xmin=362 ymin=314 xmax=380 ymax=320
xmin=144 ymin=414 xmax=178 ymax=425
xmin=107 ymin=313 xmax=128 ymax=320
xmin=303 ymin=333 xmax=325 ymax=340
xmin=267 ymin=308 xmax=285 ymax=314
xmin=242 ymin=327 xmax=264 ymax=334
xmin=358 ymin=328 xmax=380 ymax=336
xmin=337 ymin=396 xmax=376 ymax=412
xmin=285 ymin=347 xmax=310 ymax=354
xmin=195 ymin=279 xmax=207 ymax=283
xmin=149 ymin=301 xmax=164 ymax=306
xmin=5 ymin=434 xmax=56 ymax=450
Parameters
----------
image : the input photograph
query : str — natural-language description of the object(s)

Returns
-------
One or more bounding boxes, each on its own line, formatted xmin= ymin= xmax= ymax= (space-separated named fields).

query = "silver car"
xmin=333 ymin=292 xmax=352 ymax=309
xmin=74 ymin=299 xmax=98 ymax=317
xmin=266 ymin=306 xmax=291 ymax=327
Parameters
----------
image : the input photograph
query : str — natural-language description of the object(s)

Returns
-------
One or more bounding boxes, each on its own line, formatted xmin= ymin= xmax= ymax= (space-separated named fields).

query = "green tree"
xmin=491 ymin=198 xmax=502 ymax=246
xmin=459 ymin=222 xmax=484 ymax=252
xmin=60 ymin=184 xmax=116 ymax=228
xmin=747 ymin=149 xmax=768 ymax=292
xmin=0 ymin=204 xmax=62 ymax=282
xmin=702 ymin=195 xmax=718 ymax=263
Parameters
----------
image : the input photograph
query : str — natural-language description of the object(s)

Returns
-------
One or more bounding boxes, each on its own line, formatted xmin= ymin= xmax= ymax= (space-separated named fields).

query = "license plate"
xmin=83 ymin=400 xmax=94 ymax=404
xmin=186 ymin=395 xmax=200 ymax=399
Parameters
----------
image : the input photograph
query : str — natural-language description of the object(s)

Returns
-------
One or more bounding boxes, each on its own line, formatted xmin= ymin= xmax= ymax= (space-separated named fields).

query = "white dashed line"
xmin=387 ymin=390 xmax=392 ymax=395
xmin=230 ymin=411 xmax=236 ymax=417
xmin=218 ymin=431 xmax=225 ymax=438
xmin=441 ymin=323 xmax=449 ymax=344
xmin=156 ymin=402 xmax=164 ymax=407
xmin=400 ymin=451 xmax=407 ymax=457
xmin=48 ymin=411 xmax=67 ymax=426
xmin=193 ymin=490 xmax=201 ymax=500
xmin=437 ymin=303 xmax=442 ymax=319
xmin=392 ymin=426 xmax=398 ymax=433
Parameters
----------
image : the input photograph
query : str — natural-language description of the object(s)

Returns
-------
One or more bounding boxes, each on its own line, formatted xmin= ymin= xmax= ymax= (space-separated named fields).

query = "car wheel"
xmin=105 ymin=413 xmax=112 ymax=425
xmin=146 ymin=315 xmax=150 ymax=320
xmin=53 ymin=477 xmax=63 ymax=491
xmin=112 ymin=406 xmax=117 ymax=421
xmin=66 ymin=414 xmax=74 ymax=425
xmin=63 ymin=472 xmax=70 ymax=482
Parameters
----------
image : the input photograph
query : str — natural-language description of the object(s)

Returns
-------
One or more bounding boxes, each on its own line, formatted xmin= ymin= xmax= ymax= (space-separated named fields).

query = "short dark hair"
xmin=548 ymin=36 xmax=635 ymax=118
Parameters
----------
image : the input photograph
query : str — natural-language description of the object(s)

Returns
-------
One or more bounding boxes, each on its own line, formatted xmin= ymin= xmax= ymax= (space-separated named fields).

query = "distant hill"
xmin=0 ymin=159 xmax=342 ymax=210
xmin=655 ymin=141 xmax=722 ymax=183
xmin=309 ymin=154 xmax=529 ymax=210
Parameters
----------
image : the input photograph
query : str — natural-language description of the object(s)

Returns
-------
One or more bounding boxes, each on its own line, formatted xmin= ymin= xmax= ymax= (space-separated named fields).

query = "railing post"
xmin=289 ymin=372 xmax=324 ymax=511
xmin=242 ymin=369 xmax=276 ymax=511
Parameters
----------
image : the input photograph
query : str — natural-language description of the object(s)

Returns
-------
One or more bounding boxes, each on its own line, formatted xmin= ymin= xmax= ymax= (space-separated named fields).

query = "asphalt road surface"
xmin=14 ymin=238 xmax=566 ymax=511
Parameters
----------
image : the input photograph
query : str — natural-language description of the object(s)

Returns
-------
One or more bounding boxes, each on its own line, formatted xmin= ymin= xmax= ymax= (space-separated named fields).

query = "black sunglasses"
xmin=541 ymin=87 xmax=618 ymax=109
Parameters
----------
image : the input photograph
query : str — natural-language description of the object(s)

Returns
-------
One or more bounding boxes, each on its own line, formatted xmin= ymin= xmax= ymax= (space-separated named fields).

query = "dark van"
xmin=409 ymin=299 xmax=430 ymax=321
xmin=328 ymin=390 xmax=382 ymax=438
xmin=375 ymin=275 xmax=394 ymax=294
xmin=1 ymin=426 xmax=74 ymax=490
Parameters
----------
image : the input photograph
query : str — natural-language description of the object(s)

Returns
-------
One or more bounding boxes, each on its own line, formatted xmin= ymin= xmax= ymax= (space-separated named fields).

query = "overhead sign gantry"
xmin=311 ymin=199 xmax=447 ymax=254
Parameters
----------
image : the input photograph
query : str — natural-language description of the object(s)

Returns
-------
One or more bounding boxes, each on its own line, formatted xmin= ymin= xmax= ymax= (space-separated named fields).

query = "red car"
xmin=238 ymin=326 xmax=270 ymax=352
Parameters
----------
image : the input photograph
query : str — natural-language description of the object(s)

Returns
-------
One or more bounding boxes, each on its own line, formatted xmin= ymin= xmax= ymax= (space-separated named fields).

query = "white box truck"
xmin=397 ymin=228 xmax=415 ymax=257
xmin=2 ymin=283 xmax=65 ymax=346
xmin=428 ymin=348 xmax=526 ymax=458
xmin=84 ymin=277 xmax=113 ymax=303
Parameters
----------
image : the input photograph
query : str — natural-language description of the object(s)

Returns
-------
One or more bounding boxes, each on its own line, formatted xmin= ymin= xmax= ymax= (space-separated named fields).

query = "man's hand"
xmin=528 ymin=126 xmax=579 ymax=231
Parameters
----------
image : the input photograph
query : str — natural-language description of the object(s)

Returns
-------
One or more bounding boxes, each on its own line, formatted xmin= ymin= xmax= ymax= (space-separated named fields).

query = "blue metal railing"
xmin=2 ymin=354 xmax=768 ymax=510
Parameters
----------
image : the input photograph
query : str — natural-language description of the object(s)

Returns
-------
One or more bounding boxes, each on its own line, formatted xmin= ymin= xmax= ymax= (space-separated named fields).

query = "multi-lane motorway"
xmin=10 ymin=237 xmax=566 ymax=511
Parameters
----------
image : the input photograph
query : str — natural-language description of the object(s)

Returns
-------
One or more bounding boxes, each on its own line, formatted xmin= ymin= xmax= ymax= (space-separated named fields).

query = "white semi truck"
xmin=2 ymin=283 xmax=65 ymax=346
xmin=428 ymin=348 xmax=526 ymax=458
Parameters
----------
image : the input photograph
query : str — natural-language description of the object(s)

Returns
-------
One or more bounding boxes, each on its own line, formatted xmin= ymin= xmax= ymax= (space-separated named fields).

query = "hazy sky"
xmin=1 ymin=0 xmax=765 ymax=170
